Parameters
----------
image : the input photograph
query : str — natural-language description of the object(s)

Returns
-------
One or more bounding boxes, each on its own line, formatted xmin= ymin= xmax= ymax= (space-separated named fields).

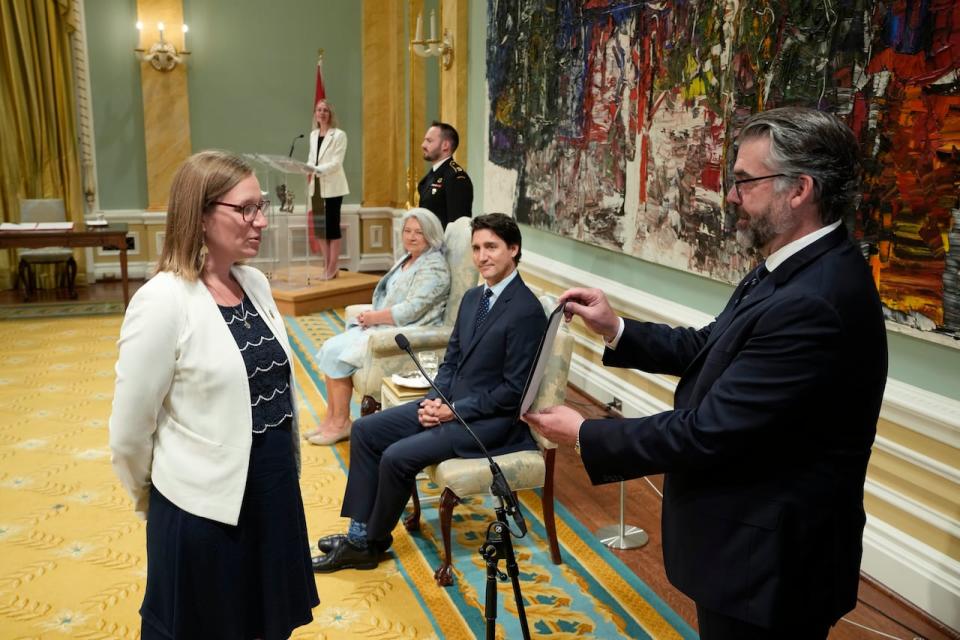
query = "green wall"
xmin=85 ymin=0 xmax=363 ymax=209
xmin=85 ymin=0 xmax=148 ymax=210
xmin=465 ymin=0 xmax=960 ymax=401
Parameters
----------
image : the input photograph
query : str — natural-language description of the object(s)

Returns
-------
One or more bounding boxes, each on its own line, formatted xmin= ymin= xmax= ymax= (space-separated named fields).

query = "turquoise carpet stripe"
xmin=553 ymin=497 xmax=699 ymax=639
xmin=283 ymin=313 xmax=360 ymax=416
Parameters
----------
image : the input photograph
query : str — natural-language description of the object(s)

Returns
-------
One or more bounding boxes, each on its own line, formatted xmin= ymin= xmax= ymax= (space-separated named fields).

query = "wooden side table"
xmin=381 ymin=376 xmax=430 ymax=409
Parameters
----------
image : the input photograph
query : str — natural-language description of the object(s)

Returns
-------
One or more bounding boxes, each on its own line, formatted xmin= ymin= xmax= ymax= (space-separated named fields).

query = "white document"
xmin=1 ymin=222 xmax=38 ymax=231
xmin=35 ymin=222 xmax=74 ymax=230
xmin=518 ymin=303 xmax=565 ymax=417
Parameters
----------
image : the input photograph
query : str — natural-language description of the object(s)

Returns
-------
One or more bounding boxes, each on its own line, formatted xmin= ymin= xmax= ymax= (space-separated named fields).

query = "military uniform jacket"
xmin=417 ymin=157 xmax=473 ymax=228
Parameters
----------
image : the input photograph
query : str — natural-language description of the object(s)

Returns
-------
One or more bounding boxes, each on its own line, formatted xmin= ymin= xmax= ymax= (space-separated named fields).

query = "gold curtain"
xmin=0 ymin=0 xmax=85 ymax=287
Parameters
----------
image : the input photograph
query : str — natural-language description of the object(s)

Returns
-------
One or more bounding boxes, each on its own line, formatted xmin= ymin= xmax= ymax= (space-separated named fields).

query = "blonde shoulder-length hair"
xmin=156 ymin=150 xmax=253 ymax=280
xmin=314 ymin=99 xmax=339 ymax=129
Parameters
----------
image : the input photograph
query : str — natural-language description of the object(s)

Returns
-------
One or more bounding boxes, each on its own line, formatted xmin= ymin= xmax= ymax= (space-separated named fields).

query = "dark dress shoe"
xmin=318 ymin=534 xmax=347 ymax=554
xmin=312 ymin=540 xmax=378 ymax=573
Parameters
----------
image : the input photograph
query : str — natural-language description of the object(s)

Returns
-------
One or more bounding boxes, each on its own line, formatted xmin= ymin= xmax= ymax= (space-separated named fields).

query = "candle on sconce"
xmin=135 ymin=20 xmax=143 ymax=47
xmin=157 ymin=21 xmax=165 ymax=41
xmin=429 ymin=10 xmax=436 ymax=42
xmin=415 ymin=12 xmax=422 ymax=42
xmin=181 ymin=24 xmax=189 ymax=50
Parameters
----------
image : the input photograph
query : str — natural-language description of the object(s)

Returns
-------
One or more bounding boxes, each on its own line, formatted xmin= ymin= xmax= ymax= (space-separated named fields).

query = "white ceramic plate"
xmin=391 ymin=372 xmax=431 ymax=389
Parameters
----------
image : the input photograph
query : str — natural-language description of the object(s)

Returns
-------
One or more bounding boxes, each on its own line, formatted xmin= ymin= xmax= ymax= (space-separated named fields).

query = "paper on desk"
xmin=36 ymin=222 xmax=74 ymax=230
xmin=518 ymin=303 xmax=565 ymax=418
xmin=1 ymin=222 xmax=38 ymax=230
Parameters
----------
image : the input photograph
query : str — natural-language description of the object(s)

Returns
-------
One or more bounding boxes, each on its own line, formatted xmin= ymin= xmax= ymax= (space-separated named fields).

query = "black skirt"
xmin=311 ymin=178 xmax=343 ymax=240
xmin=140 ymin=426 xmax=319 ymax=640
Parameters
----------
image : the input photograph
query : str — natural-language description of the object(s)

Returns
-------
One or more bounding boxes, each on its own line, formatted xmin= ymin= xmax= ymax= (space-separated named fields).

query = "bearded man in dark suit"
xmin=525 ymin=107 xmax=888 ymax=640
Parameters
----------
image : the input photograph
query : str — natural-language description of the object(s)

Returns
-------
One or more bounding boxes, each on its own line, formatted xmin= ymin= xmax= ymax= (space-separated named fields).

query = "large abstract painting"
xmin=485 ymin=0 xmax=960 ymax=339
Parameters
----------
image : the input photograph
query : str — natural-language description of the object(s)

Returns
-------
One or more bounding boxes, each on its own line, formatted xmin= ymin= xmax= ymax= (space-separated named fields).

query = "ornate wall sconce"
xmin=410 ymin=10 xmax=453 ymax=69
xmin=134 ymin=21 xmax=190 ymax=72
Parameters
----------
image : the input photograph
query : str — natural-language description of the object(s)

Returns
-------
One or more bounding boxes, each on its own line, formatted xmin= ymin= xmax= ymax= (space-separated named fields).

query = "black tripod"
xmin=394 ymin=334 xmax=532 ymax=639
xmin=480 ymin=490 xmax=530 ymax=640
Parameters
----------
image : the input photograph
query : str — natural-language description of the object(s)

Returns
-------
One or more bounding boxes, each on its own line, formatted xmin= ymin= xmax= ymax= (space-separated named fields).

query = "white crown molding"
xmin=880 ymin=378 xmax=960 ymax=449
xmin=873 ymin=435 xmax=960 ymax=484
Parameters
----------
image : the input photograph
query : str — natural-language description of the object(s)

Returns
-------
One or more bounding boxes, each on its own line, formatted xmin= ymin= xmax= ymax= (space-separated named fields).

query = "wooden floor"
xmin=4 ymin=281 xmax=957 ymax=640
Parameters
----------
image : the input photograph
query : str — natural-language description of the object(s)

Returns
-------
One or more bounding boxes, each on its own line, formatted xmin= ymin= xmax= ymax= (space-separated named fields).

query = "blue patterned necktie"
xmin=737 ymin=263 xmax=769 ymax=305
xmin=474 ymin=288 xmax=493 ymax=331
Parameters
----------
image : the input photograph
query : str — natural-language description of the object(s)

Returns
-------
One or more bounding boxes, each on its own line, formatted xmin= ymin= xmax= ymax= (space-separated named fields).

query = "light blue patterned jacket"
xmin=373 ymin=248 xmax=451 ymax=326
xmin=337 ymin=249 xmax=450 ymax=367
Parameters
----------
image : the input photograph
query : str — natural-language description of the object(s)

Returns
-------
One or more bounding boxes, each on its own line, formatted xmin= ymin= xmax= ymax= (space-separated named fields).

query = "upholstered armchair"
xmin=404 ymin=295 xmax=574 ymax=587
xmin=352 ymin=217 xmax=478 ymax=415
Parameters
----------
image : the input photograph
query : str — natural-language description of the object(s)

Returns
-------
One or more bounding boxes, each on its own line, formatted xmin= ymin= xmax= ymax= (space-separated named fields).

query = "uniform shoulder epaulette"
xmin=449 ymin=160 xmax=465 ymax=174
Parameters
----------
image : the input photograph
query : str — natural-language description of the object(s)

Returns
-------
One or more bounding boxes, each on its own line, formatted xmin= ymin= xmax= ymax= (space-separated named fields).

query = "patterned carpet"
xmin=0 ymin=310 xmax=696 ymax=639
xmin=0 ymin=302 xmax=125 ymax=320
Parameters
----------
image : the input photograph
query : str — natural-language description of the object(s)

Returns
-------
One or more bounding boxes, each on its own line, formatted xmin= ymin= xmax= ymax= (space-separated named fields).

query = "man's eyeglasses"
xmin=211 ymin=199 xmax=270 ymax=222
xmin=728 ymin=173 xmax=787 ymax=200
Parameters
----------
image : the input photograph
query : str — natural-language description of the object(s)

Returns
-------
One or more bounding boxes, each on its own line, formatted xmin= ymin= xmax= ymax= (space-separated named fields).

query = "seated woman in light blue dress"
xmin=307 ymin=208 xmax=450 ymax=445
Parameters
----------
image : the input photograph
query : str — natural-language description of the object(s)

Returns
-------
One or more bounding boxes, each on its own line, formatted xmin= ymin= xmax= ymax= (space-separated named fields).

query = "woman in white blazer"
xmin=307 ymin=99 xmax=349 ymax=280
xmin=109 ymin=151 xmax=319 ymax=639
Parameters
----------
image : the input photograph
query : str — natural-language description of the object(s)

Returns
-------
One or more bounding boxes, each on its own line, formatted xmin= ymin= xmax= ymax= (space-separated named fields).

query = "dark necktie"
xmin=474 ymin=288 xmax=493 ymax=331
xmin=737 ymin=263 xmax=769 ymax=305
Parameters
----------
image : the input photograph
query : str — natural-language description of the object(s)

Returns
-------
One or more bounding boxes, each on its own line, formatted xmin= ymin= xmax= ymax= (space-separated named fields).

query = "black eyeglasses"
xmin=728 ymin=173 xmax=787 ymax=200
xmin=211 ymin=199 xmax=270 ymax=222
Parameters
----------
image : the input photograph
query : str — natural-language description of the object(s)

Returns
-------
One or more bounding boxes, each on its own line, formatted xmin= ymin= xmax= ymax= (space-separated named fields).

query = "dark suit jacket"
xmin=581 ymin=225 xmax=888 ymax=628
xmin=417 ymin=157 xmax=473 ymax=228
xmin=428 ymin=274 xmax=546 ymax=458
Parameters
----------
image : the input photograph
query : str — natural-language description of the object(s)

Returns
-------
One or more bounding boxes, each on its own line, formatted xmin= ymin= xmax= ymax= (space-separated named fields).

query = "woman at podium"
xmin=307 ymin=99 xmax=349 ymax=280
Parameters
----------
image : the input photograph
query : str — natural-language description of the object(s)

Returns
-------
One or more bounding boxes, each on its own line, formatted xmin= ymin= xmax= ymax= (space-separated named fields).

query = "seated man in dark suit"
xmin=313 ymin=213 xmax=547 ymax=572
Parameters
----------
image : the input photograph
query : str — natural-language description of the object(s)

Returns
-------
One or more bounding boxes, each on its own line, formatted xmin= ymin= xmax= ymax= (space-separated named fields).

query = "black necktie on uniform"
xmin=474 ymin=288 xmax=494 ymax=331
xmin=736 ymin=263 xmax=769 ymax=305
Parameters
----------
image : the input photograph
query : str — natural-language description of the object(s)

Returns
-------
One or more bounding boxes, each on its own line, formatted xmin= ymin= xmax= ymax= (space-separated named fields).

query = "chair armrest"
xmin=367 ymin=326 xmax=454 ymax=355
xmin=352 ymin=326 xmax=455 ymax=399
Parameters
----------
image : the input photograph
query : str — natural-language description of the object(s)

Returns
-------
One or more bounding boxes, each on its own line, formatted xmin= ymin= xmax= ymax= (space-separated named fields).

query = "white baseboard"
xmin=862 ymin=517 xmax=960 ymax=630
xmin=93 ymin=262 xmax=151 ymax=280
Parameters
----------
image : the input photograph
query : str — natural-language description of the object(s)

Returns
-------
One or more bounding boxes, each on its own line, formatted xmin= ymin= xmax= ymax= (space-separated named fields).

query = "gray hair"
xmin=737 ymin=107 xmax=861 ymax=224
xmin=402 ymin=207 xmax=445 ymax=251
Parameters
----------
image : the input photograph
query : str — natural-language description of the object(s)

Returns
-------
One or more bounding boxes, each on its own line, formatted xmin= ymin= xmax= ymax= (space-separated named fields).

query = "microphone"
xmin=395 ymin=333 xmax=528 ymax=536
xmin=288 ymin=133 xmax=305 ymax=158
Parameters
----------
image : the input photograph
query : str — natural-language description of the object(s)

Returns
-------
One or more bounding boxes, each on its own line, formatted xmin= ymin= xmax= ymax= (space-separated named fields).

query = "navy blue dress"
xmin=140 ymin=293 xmax=319 ymax=639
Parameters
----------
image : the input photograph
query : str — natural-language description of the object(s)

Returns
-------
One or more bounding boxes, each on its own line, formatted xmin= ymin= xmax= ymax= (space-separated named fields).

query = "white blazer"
xmin=109 ymin=265 xmax=301 ymax=525
xmin=307 ymin=127 xmax=349 ymax=198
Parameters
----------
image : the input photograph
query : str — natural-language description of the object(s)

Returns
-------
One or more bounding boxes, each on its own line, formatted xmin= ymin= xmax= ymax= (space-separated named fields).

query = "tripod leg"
xmin=498 ymin=520 xmax=531 ymax=640
xmin=485 ymin=551 xmax=499 ymax=640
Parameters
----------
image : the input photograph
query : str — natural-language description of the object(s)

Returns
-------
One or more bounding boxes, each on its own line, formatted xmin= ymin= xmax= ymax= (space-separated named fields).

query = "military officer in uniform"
xmin=417 ymin=121 xmax=473 ymax=228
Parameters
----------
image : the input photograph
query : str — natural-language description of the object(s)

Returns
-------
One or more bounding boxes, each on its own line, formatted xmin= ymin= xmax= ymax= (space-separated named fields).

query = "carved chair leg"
xmin=65 ymin=257 xmax=78 ymax=299
xmin=434 ymin=487 xmax=460 ymax=587
xmin=403 ymin=485 xmax=421 ymax=532
xmin=17 ymin=259 xmax=33 ymax=301
xmin=360 ymin=395 xmax=381 ymax=416
xmin=543 ymin=448 xmax=562 ymax=565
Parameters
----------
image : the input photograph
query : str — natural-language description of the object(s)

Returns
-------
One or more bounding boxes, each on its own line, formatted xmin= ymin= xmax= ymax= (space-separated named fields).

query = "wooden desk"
xmin=0 ymin=223 xmax=130 ymax=307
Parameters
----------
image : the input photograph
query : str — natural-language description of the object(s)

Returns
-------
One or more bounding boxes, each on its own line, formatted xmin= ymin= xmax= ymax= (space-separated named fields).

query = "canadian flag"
xmin=308 ymin=51 xmax=325 ymax=254
xmin=314 ymin=52 xmax=326 ymax=103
